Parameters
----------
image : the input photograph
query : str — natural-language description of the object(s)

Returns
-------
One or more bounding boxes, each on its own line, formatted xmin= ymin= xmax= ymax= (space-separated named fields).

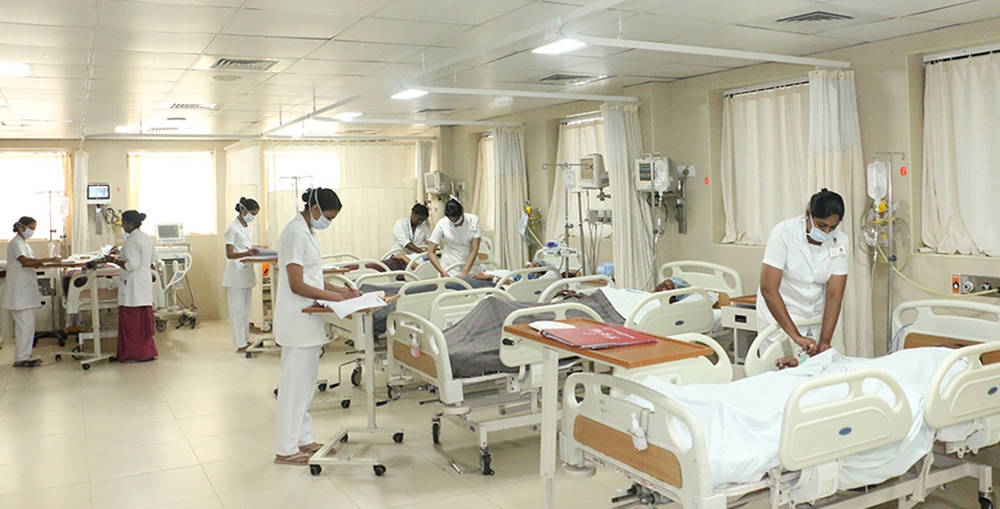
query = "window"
xmin=720 ymin=81 xmax=809 ymax=245
xmin=0 ymin=151 xmax=69 ymax=241
xmin=473 ymin=135 xmax=495 ymax=232
xmin=128 ymin=151 xmax=217 ymax=235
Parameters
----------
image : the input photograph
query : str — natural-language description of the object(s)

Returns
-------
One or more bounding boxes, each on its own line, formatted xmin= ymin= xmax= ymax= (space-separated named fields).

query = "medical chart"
xmin=317 ymin=293 xmax=387 ymax=319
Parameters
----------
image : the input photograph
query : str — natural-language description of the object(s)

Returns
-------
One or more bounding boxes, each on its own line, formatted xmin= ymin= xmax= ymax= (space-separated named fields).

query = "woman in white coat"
xmin=3 ymin=216 xmax=61 ymax=367
xmin=426 ymin=199 xmax=482 ymax=278
xmin=108 ymin=210 xmax=158 ymax=363
xmin=222 ymin=197 xmax=260 ymax=353
xmin=273 ymin=188 xmax=361 ymax=466
xmin=757 ymin=189 xmax=849 ymax=356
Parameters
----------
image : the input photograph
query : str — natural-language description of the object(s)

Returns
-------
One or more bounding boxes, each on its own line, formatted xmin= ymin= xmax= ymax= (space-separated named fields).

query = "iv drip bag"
xmin=867 ymin=161 xmax=887 ymax=201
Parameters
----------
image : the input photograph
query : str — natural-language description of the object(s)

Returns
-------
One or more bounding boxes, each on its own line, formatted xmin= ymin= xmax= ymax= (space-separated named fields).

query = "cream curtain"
xmin=602 ymin=103 xmax=655 ymax=291
xmin=546 ymin=119 xmax=607 ymax=242
xmin=224 ymin=143 xmax=262 ymax=244
xmin=721 ymin=84 xmax=810 ymax=245
xmin=492 ymin=126 xmax=529 ymax=268
xmin=922 ymin=53 xmax=1000 ymax=256
xmin=71 ymin=150 xmax=89 ymax=254
xmin=807 ymin=69 xmax=871 ymax=358
xmin=473 ymin=135 xmax=495 ymax=233
xmin=415 ymin=141 xmax=433 ymax=204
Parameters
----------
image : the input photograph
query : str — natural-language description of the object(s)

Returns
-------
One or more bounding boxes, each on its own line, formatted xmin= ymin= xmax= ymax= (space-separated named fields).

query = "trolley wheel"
xmin=82 ymin=363 xmax=91 ymax=371
xmin=340 ymin=434 xmax=349 ymax=443
xmin=109 ymin=356 xmax=117 ymax=363
xmin=480 ymin=452 xmax=494 ymax=476
xmin=188 ymin=319 xmax=196 ymax=329
xmin=319 ymin=346 xmax=325 ymax=358
xmin=981 ymin=495 xmax=996 ymax=509
xmin=273 ymin=388 xmax=279 ymax=397
xmin=309 ymin=464 xmax=322 ymax=476
xmin=71 ymin=345 xmax=83 ymax=361
xmin=155 ymin=320 xmax=167 ymax=332
xmin=55 ymin=355 xmax=62 ymax=362
xmin=351 ymin=367 xmax=362 ymax=386
xmin=392 ymin=432 xmax=404 ymax=444
xmin=431 ymin=421 xmax=441 ymax=444
xmin=340 ymin=399 xmax=351 ymax=409
xmin=318 ymin=383 xmax=327 ymax=392
xmin=387 ymin=384 xmax=401 ymax=401
xmin=245 ymin=352 xmax=253 ymax=359
xmin=261 ymin=322 xmax=272 ymax=333
xmin=373 ymin=465 xmax=386 ymax=476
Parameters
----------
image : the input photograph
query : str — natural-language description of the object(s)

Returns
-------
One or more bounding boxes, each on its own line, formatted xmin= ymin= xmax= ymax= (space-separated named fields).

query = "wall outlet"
xmin=677 ymin=165 xmax=696 ymax=177
xmin=955 ymin=274 xmax=1000 ymax=297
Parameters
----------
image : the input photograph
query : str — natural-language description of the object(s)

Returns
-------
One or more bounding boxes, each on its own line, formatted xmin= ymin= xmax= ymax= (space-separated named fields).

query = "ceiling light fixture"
xmin=391 ymin=89 xmax=428 ymax=100
xmin=531 ymin=39 xmax=586 ymax=55
xmin=0 ymin=62 xmax=32 ymax=77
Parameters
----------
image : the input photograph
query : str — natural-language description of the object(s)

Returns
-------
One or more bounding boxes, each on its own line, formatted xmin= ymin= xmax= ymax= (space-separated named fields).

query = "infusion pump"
xmin=635 ymin=156 xmax=672 ymax=192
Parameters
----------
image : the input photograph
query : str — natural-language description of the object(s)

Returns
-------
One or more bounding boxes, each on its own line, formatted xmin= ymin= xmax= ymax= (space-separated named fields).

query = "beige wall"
xmin=0 ymin=139 xmax=233 ymax=321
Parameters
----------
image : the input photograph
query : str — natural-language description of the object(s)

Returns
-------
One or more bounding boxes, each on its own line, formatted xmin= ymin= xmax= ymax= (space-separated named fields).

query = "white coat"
xmin=117 ymin=229 xmax=155 ymax=307
xmin=222 ymin=218 xmax=257 ymax=288
xmin=2 ymin=235 xmax=39 ymax=311
xmin=756 ymin=215 xmax=850 ymax=332
xmin=391 ymin=217 xmax=430 ymax=253
xmin=274 ymin=214 xmax=327 ymax=348
xmin=428 ymin=213 xmax=482 ymax=272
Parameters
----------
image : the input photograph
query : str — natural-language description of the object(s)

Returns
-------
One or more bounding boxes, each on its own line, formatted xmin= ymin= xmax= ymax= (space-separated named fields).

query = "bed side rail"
xmin=624 ymin=288 xmax=716 ymax=337
xmin=328 ymin=258 xmax=390 ymax=280
xmin=500 ymin=302 xmax=602 ymax=368
xmin=496 ymin=266 xmax=560 ymax=302
xmin=430 ymin=288 xmax=513 ymax=330
xmin=396 ymin=277 xmax=472 ymax=316
xmin=744 ymin=317 xmax=824 ymax=378
xmin=386 ymin=310 xmax=462 ymax=404
xmin=891 ymin=299 xmax=1000 ymax=353
xmin=659 ymin=261 xmax=743 ymax=297
xmin=614 ymin=332 xmax=733 ymax=385
xmin=537 ymin=275 xmax=614 ymax=303
xmin=355 ymin=270 xmax=418 ymax=287
xmin=925 ymin=341 xmax=1000 ymax=429
xmin=779 ymin=368 xmax=912 ymax=471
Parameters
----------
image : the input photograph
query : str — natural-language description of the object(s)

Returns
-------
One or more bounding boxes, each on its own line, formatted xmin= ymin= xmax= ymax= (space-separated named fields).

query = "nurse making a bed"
xmin=3 ymin=216 xmax=61 ymax=367
xmin=273 ymin=188 xmax=361 ymax=466
xmin=757 ymin=189 xmax=849 ymax=356
xmin=427 ymin=198 xmax=482 ymax=278
xmin=222 ymin=197 xmax=260 ymax=353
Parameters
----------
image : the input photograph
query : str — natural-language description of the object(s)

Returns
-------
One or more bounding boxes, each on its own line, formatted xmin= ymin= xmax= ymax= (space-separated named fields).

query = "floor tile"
xmin=88 ymin=440 xmax=200 ymax=481
xmin=219 ymin=479 xmax=358 ymax=509
xmin=201 ymin=456 xmax=326 ymax=497
xmin=0 ymin=454 xmax=90 ymax=496
xmin=0 ymin=482 xmax=92 ymax=509
xmin=328 ymin=459 xmax=473 ymax=509
xmin=90 ymin=466 xmax=217 ymax=509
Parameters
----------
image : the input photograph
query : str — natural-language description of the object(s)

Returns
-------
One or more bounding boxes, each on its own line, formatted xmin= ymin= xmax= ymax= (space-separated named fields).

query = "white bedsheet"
xmin=631 ymin=348 xmax=967 ymax=488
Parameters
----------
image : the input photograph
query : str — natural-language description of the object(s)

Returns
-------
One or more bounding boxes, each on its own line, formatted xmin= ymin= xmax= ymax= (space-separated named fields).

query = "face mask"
xmin=808 ymin=216 xmax=835 ymax=243
xmin=243 ymin=213 xmax=256 ymax=224
xmin=123 ymin=232 xmax=130 ymax=239
xmin=311 ymin=208 xmax=331 ymax=230
xmin=21 ymin=227 xmax=34 ymax=240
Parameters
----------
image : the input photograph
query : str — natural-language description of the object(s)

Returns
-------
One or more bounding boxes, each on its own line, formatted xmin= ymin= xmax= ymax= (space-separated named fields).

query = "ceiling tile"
xmin=374 ymin=0 xmax=529 ymax=25
xmin=615 ymin=49 xmax=752 ymax=68
xmin=668 ymin=25 xmax=856 ymax=57
xmin=90 ymin=66 xmax=187 ymax=82
xmin=910 ymin=0 xmax=1000 ymax=23
xmin=652 ymin=0 xmax=830 ymax=25
xmin=206 ymin=35 xmax=327 ymax=59
xmin=93 ymin=30 xmax=214 ymax=54
xmin=0 ymin=77 xmax=87 ymax=91
xmin=107 ymin=0 xmax=247 ymax=7
xmin=579 ymin=13 xmax=726 ymax=41
xmin=309 ymin=41 xmax=417 ymax=63
xmin=222 ymin=10 xmax=358 ymax=39
xmin=436 ymin=26 xmax=519 ymax=50
xmin=335 ymin=18 xmax=471 ymax=46
xmin=0 ymin=23 xmax=93 ymax=48
xmin=825 ymin=0 xmax=978 ymax=18
xmin=818 ymin=16 xmax=952 ymax=43
xmin=93 ymin=50 xmax=200 ymax=69
xmin=88 ymin=79 xmax=177 ymax=93
xmin=245 ymin=0 xmax=392 ymax=17
xmin=283 ymin=59 xmax=388 ymax=76
xmin=480 ymin=51 xmax=596 ymax=71
xmin=0 ymin=0 xmax=98 ymax=27
xmin=22 ymin=65 xmax=90 ymax=79
xmin=566 ymin=59 xmax=727 ymax=79
xmin=739 ymin=7 xmax=889 ymax=36
xmin=483 ymin=2 xmax=580 ymax=29
xmin=262 ymin=73 xmax=356 ymax=89
xmin=98 ymin=0 xmax=237 ymax=33
xmin=0 ymin=45 xmax=90 ymax=65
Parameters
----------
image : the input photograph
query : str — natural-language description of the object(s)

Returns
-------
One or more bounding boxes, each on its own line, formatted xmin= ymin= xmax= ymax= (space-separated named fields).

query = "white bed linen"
xmin=631 ymin=348 xmax=966 ymax=488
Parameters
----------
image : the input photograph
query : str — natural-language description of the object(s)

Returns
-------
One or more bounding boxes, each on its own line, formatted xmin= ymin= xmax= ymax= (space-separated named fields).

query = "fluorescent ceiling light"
xmin=332 ymin=112 xmax=363 ymax=120
xmin=391 ymin=89 xmax=428 ymax=100
xmin=531 ymin=39 xmax=586 ymax=55
xmin=115 ymin=125 xmax=139 ymax=134
xmin=0 ymin=62 xmax=31 ymax=77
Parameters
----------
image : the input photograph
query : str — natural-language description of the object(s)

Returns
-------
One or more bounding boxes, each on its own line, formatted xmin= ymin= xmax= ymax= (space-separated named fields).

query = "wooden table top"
xmin=729 ymin=294 xmax=757 ymax=307
xmin=503 ymin=317 xmax=713 ymax=369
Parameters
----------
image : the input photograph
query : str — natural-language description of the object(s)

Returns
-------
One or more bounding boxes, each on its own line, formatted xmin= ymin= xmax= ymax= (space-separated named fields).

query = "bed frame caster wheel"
xmin=340 ymin=399 xmax=351 ymax=409
xmin=109 ymin=356 xmax=117 ymax=363
xmin=245 ymin=352 xmax=252 ymax=359
xmin=350 ymin=367 xmax=362 ymax=386
xmin=340 ymin=434 xmax=349 ymax=443
xmin=480 ymin=452 xmax=494 ymax=476
xmin=155 ymin=320 xmax=167 ymax=332
xmin=71 ymin=345 xmax=83 ymax=361
xmin=188 ymin=319 xmax=196 ymax=330
xmin=392 ymin=432 xmax=404 ymax=443
xmin=319 ymin=346 xmax=324 ymax=358
xmin=431 ymin=421 xmax=441 ymax=444
xmin=82 ymin=363 xmax=90 ymax=371
xmin=273 ymin=388 xmax=278 ymax=397
xmin=373 ymin=465 xmax=386 ymax=476
xmin=309 ymin=465 xmax=322 ymax=476
xmin=980 ymin=494 xmax=996 ymax=509
xmin=318 ymin=382 xmax=327 ymax=392
xmin=387 ymin=384 xmax=401 ymax=401
xmin=55 ymin=355 xmax=62 ymax=362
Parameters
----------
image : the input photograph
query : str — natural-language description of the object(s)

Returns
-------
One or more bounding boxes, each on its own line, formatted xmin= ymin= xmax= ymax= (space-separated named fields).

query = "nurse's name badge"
xmin=829 ymin=243 xmax=847 ymax=257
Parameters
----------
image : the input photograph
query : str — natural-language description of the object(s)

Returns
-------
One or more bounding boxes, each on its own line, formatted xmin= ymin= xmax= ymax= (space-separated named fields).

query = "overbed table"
xmin=44 ymin=259 xmax=118 ymax=370
xmin=503 ymin=318 xmax=713 ymax=509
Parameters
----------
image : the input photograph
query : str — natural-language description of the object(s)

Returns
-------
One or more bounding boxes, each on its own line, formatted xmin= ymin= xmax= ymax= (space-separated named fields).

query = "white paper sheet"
xmin=317 ymin=293 xmax=387 ymax=319
xmin=529 ymin=320 xmax=575 ymax=331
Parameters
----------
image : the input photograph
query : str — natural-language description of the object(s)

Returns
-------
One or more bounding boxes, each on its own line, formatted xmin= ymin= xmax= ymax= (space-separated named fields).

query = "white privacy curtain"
xmin=415 ymin=141 xmax=433 ymax=204
xmin=71 ymin=150 xmax=89 ymax=254
xmin=602 ymin=103 xmax=655 ymax=291
xmin=922 ymin=53 xmax=1000 ymax=256
xmin=807 ymin=69 xmax=872 ymax=358
xmin=546 ymin=118 xmax=607 ymax=241
xmin=492 ymin=126 xmax=529 ymax=268
xmin=473 ymin=135 xmax=495 ymax=233
xmin=721 ymin=84 xmax=810 ymax=245
xmin=224 ymin=143 xmax=262 ymax=244
xmin=265 ymin=141 xmax=417 ymax=259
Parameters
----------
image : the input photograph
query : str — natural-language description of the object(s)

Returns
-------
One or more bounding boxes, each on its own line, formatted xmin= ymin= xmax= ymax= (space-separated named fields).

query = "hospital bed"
xmin=537 ymin=274 xmax=615 ymax=303
xmin=560 ymin=340 xmax=1000 ymax=509
xmin=492 ymin=265 xmax=560 ymax=302
xmin=659 ymin=260 xmax=744 ymax=296
xmin=325 ymin=258 xmax=390 ymax=281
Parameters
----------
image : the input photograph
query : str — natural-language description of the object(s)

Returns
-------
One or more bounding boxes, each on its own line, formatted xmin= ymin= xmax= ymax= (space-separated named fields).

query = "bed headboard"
xmin=658 ymin=261 xmax=743 ymax=297
xmin=891 ymin=300 xmax=1000 ymax=355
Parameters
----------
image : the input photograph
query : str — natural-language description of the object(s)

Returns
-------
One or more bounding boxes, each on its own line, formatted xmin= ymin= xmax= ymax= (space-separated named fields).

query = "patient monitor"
xmin=155 ymin=223 xmax=185 ymax=244
xmin=578 ymin=154 xmax=607 ymax=189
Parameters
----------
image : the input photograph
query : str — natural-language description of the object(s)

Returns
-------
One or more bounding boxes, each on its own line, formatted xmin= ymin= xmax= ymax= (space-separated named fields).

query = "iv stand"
xmin=872 ymin=151 xmax=905 ymax=352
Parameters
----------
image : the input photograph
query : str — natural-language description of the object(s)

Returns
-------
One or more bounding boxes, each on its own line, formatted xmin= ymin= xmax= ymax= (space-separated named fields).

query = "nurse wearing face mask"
xmin=757 ymin=189 xmax=849 ymax=356
xmin=426 ymin=198 xmax=482 ymax=278
xmin=107 ymin=210 xmax=158 ymax=363
xmin=3 ymin=216 xmax=61 ymax=367
xmin=273 ymin=188 xmax=362 ymax=466
xmin=222 ymin=197 xmax=260 ymax=353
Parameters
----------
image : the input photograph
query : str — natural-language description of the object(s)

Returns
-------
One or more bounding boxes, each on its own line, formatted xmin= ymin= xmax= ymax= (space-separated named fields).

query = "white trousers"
xmin=227 ymin=287 xmax=252 ymax=350
xmin=274 ymin=345 xmax=321 ymax=456
xmin=11 ymin=309 xmax=35 ymax=362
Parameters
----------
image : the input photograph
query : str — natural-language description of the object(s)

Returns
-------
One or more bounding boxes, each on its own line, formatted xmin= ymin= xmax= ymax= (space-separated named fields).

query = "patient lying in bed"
xmin=631 ymin=348 xmax=968 ymax=489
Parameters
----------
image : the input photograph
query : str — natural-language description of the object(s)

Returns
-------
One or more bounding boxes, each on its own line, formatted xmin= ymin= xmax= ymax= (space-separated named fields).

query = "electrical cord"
xmin=875 ymin=246 xmax=999 ymax=298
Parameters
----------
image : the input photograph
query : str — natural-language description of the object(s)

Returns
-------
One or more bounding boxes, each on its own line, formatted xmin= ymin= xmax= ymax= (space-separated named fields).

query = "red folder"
xmin=540 ymin=324 xmax=658 ymax=349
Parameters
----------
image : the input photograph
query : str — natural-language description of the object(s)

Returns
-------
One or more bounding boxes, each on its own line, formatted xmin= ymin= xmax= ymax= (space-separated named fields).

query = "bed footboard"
xmin=430 ymin=288 xmax=513 ymax=330
xmin=625 ymin=288 xmax=716 ymax=337
xmin=499 ymin=302 xmax=601 ymax=369
xmin=396 ymin=277 xmax=472 ymax=317
xmin=496 ymin=266 xmax=560 ymax=302
xmin=925 ymin=341 xmax=1000 ymax=451
xmin=386 ymin=311 xmax=463 ymax=404
xmin=537 ymin=275 xmax=614 ymax=303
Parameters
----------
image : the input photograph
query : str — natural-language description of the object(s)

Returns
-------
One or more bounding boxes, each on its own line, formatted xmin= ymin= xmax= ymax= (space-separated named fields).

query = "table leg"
xmin=361 ymin=312 xmax=377 ymax=429
xmin=539 ymin=346 xmax=559 ymax=509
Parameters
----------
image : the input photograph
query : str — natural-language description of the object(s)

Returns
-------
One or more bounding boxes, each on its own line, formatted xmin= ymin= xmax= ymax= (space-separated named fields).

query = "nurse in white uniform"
xmin=222 ymin=197 xmax=260 ymax=353
xmin=391 ymin=203 xmax=431 ymax=255
xmin=108 ymin=210 xmax=158 ymax=363
xmin=426 ymin=199 xmax=482 ymax=277
xmin=273 ymin=188 xmax=361 ymax=466
xmin=757 ymin=189 xmax=849 ymax=355
xmin=3 ymin=216 xmax=60 ymax=367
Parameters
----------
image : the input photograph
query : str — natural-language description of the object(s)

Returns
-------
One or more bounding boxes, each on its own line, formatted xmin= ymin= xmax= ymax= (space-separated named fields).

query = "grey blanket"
xmin=443 ymin=291 xmax=624 ymax=378
xmin=361 ymin=277 xmax=495 ymax=337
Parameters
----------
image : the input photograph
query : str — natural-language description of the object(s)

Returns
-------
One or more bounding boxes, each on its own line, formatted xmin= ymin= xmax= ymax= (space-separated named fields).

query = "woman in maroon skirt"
xmin=108 ymin=210 xmax=158 ymax=362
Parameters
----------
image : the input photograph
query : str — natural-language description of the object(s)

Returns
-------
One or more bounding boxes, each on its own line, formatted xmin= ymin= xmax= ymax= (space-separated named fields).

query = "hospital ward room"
xmin=4 ymin=2 xmax=1000 ymax=509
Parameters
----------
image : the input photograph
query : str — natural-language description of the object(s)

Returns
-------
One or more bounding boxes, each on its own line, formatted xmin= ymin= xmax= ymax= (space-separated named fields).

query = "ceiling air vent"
xmin=163 ymin=102 xmax=216 ymax=110
xmin=146 ymin=126 xmax=179 ymax=133
xmin=414 ymin=108 xmax=456 ymax=115
xmin=210 ymin=58 xmax=279 ymax=72
xmin=343 ymin=129 xmax=379 ymax=135
xmin=777 ymin=11 xmax=853 ymax=23
xmin=538 ymin=73 xmax=610 ymax=86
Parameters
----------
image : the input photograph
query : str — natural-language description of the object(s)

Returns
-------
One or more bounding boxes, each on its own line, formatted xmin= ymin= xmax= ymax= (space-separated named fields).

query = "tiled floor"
xmin=0 ymin=320 xmax=995 ymax=508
